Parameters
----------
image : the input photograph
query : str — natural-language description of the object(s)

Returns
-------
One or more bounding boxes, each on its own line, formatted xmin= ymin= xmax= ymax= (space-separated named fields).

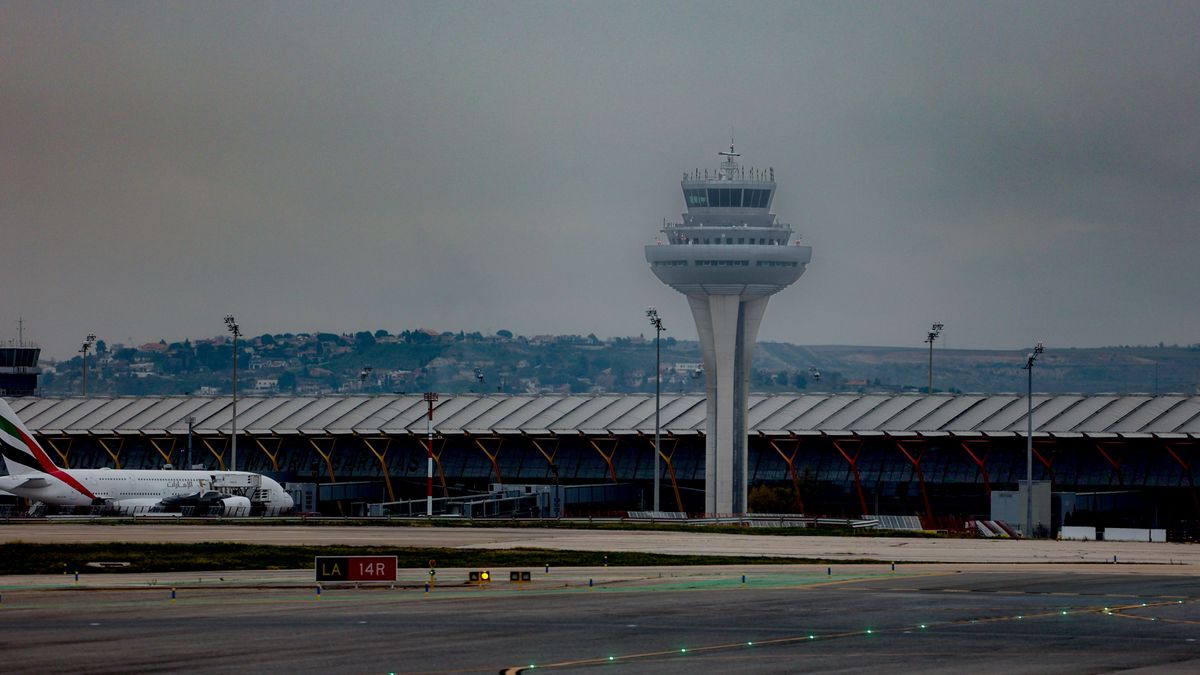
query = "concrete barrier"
xmin=1060 ymin=526 xmax=1096 ymax=541
xmin=1103 ymin=527 xmax=1166 ymax=542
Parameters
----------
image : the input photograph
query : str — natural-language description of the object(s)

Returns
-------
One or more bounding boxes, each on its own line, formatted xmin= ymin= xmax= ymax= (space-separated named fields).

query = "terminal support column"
xmin=688 ymin=293 xmax=768 ymax=515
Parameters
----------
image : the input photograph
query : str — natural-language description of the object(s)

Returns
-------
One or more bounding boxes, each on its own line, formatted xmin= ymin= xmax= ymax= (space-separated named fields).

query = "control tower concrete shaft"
xmin=646 ymin=146 xmax=812 ymax=514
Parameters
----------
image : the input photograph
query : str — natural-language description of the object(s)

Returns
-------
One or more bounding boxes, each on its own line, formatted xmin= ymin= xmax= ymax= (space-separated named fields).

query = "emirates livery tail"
xmin=0 ymin=398 xmax=95 ymax=497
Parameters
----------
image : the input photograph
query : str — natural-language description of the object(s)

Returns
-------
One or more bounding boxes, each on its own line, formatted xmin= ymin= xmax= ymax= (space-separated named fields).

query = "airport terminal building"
xmin=4 ymin=393 xmax=1200 ymax=531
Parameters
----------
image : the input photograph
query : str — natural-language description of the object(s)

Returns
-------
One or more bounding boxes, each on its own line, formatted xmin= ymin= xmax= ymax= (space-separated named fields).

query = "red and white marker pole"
xmin=423 ymin=392 xmax=438 ymax=516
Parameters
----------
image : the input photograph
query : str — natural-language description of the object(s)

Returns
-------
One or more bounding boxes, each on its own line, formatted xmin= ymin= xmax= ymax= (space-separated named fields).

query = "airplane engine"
xmin=158 ymin=491 xmax=252 ymax=516
xmin=218 ymin=495 xmax=252 ymax=516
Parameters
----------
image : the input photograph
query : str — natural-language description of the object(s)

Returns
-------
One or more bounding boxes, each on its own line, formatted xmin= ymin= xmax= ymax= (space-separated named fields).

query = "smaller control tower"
xmin=646 ymin=145 xmax=812 ymax=514
xmin=0 ymin=320 xmax=41 ymax=397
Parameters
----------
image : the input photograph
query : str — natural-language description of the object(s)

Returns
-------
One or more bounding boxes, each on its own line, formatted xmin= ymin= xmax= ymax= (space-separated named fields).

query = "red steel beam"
xmin=959 ymin=440 xmax=992 ymax=496
xmin=1095 ymin=442 xmax=1125 ymax=487
xmin=1164 ymin=441 xmax=1200 ymax=520
xmin=896 ymin=440 xmax=933 ymax=519
xmin=769 ymin=438 xmax=807 ymax=514
xmin=831 ymin=438 xmax=869 ymax=516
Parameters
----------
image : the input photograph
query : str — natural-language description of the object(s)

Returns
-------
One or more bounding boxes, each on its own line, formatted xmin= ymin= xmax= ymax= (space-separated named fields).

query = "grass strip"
xmin=13 ymin=518 xmax=948 ymax=538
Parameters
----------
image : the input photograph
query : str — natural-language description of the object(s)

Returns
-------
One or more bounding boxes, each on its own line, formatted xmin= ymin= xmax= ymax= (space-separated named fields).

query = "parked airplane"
xmin=0 ymin=399 xmax=293 ymax=515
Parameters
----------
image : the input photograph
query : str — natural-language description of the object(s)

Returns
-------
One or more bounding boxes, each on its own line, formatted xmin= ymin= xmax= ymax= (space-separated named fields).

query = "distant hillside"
xmin=36 ymin=329 xmax=1200 ymax=397
xmin=762 ymin=343 xmax=1200 ymax=395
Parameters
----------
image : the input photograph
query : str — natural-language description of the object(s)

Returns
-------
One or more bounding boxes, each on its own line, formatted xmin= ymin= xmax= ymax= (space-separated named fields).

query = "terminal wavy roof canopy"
xmin=6 ymin=394 xmax=1200 ymax=439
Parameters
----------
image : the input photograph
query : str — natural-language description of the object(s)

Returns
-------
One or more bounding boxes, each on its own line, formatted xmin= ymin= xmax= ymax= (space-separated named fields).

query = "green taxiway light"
xmin=608 ymin=656 xmax=615 ymax=661
xmin=808 ymin=635 xmax=815 ymax=640
xmin=746 ymin=641 xmax=754 ymax=646
xmin=680 ymin=648 xmax=688 ymax=653
xmin=866 ymin=629 xmax=874 ymax=634
xmin=1061 ymin=610 xmax=1068 ymax=615
xmin=919 ymin=624 xmax=927 ymax=629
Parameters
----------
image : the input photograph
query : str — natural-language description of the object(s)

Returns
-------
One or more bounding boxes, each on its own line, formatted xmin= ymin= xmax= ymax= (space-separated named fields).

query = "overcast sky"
xmin=2 ymin=1 xmax=1197 ymax=359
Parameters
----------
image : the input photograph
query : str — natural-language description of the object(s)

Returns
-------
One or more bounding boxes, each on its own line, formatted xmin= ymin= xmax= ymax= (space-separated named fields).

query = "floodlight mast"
xmin=224 ymin=315 xmax=241 ymax=472
xmin=647 ymin=307 xmax=665 ymax=512
xmin=925 ymin=323 xmax=943 ymax=393
xmin=79 ymin=333 xmax=96 ymax=396
xmin=1022 ymin=341 xmax=1044 ymax=538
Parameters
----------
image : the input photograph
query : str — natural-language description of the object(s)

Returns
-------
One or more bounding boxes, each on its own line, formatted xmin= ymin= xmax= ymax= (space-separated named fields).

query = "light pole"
xmin=423 ymin=392 xmax=438 ymax=516
xmin=224 ymin=315 xmax=241 ymax=472
xmin=646 ymin=307 xmax=665 ymax=512
xmin=186 ymin=415 xmax=195 ymax=469
xmin=925 ymin=323 xmax=943 ymax=394
xmin=360 ymin=365 xmax=373 ymax=392
xmin=79 ymin=333 xmax=96 ymax=396
xmin=1023 ymin=341 xmax=1044 ymax=538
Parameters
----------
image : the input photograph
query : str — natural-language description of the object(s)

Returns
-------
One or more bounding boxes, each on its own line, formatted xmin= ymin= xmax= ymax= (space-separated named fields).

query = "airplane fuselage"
xmin=0 ymin=468 xmax=293 ymax=514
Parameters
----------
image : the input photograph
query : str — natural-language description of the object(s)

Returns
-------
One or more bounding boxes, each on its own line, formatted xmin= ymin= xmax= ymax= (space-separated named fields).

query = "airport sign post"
xmin=315 ymin=556 xmax=398 ymax=582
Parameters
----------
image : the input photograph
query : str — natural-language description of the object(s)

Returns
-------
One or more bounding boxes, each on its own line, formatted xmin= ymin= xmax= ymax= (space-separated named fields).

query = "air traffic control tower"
xmin=646 ymin=145 xmax=812 ymax=514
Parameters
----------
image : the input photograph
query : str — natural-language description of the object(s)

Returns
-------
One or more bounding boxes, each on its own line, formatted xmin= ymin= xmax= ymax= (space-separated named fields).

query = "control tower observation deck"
xmin=645 ymin=145 xmax=812 ymax=515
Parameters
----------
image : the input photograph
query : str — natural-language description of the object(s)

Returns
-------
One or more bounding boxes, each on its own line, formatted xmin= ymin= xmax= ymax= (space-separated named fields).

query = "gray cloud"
xmin=2 ymin=1 xmax=1197 ymax=358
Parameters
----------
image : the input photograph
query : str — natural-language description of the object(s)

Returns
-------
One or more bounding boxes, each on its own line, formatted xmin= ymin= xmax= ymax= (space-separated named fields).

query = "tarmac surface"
xmin=3 ymin=522 xmax=1200 ymax=564
xmin=3 ymin=523 xmax=1200 ymax=672
xmin=2 ymin=564 xmax=1199 ymax=674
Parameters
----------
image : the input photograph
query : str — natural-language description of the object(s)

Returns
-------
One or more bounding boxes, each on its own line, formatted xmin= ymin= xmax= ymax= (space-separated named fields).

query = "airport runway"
xmin=6 ymin=523 xmax=1198 ymax=672
xmin=2 ymin=565 xmax=1198 ymax=674
xmin=2 ymin=523 xmax=1199 ymax=564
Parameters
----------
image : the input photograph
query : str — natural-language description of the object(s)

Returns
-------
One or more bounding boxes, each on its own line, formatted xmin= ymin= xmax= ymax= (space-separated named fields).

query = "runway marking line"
xmin=1107 ymin=599 xmax=1200 ymax=625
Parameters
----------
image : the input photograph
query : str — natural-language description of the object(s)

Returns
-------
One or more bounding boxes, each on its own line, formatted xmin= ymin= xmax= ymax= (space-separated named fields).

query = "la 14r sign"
xmin=315 ymin=556 xmax=398 ymax=582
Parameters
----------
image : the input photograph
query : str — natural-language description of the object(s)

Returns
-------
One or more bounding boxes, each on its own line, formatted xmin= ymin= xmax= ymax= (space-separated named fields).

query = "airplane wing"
xmin=16 ymin=476 xmax=51 ymax=489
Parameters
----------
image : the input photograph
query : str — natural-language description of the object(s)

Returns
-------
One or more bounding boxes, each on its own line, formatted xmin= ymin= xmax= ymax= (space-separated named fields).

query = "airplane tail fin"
xmin=0 ymin=399 xmax=58 ymax=475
